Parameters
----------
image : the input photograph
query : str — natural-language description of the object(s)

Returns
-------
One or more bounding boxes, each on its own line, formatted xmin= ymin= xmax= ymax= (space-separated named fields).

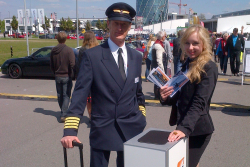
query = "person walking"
xmin=151 ymin=31 xmax=167 ymax=99
xmin=76 ymin=31 xmax=99 ymax=120
xmin=225 ymin=28 xmax=245 ymax=76
xmin=160 ymin=25 xmax=218 ymax=167
xmin=173 ymin=29 xmax=186 ymax=74
xmin=50 ymin=31 xmax=75 ymax=122
xmin=216 ymin=33 xmax=229 ymax=75
xmin=214 ymin=34 xmax=222 ymax=63
xmin=144 ymin=34 xmax=156 ymax=81
xmin=61 ymin=3 xmax=146 ymax=167
xmin=163 ymin=34 xmax=173 ymax=77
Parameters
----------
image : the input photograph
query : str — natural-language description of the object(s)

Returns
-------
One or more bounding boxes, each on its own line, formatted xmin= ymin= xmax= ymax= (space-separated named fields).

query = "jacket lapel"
xmin=101 ymin=42 xmax=125 ymax=89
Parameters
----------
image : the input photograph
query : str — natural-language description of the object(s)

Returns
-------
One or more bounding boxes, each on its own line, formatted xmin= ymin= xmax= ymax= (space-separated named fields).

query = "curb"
xmin=1 ymin=93 xmax=249 ymax=109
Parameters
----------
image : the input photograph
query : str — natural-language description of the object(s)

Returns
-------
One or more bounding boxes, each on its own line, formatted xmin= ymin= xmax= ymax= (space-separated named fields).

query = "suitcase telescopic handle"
xmin=72 ymin=140 xmax=83 ymax=149
xmin=63 ymin=141 xmax=84 ymax=167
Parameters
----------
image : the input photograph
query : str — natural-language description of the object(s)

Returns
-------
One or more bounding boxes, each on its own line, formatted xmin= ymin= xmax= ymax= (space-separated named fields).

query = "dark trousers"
xmin=55 ymin=77 xmax=72 ymax=117
xmin=173 ymin=56 xmax=182 ymax=75
xmin=230 ymin=51 xmax=241 ymax=74
xmin=154 ymin=85 xmax=160 ymax=100
xmin=219 ymin=55 xmax=229 ymax=73
xmin=189 ymin=134 xmax=212 ymax=167
xmin=90 ymin=147 xmax=124 ymax=167
xmin=145 ymin=58 xmax=151 ymax=79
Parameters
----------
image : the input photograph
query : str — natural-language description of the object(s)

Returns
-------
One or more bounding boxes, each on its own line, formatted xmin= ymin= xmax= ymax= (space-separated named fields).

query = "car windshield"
xmin=32 ymin=48 xmax=52 ymax=58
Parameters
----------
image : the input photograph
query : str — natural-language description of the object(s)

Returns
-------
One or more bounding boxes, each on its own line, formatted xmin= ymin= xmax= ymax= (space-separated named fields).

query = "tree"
xmin=84 ymin=20 xmax=91 ymax=31
xmin=96 ymin=19 xmax=102 ymax=30
xmin=60 ymin=17 xmax=74 ymax=32
xmin=198 ymin=13 xmax=206 ymax=20
xmin=0 ymin=20 xmax=5 ymax=33
xmin=101 ymin=20 xmax=108 ymax=32
xmin=41 ymin=16 xmax=50 ymax=32
xmin=66 ymin=17 xmax=74 ymax=32
xmin=60 ymin=17 xmax=67 ymax=31
xmin=74 ymin=19 xmax=81 ymax=30
xmin=10 ymin=16 xmax=18 ymax=31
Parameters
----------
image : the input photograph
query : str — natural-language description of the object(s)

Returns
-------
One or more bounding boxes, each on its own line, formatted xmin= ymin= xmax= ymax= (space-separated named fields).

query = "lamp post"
xmin=76 ymin=0 xmax=79 ymax=47
xmin=160 ymin=10 xmax=163 ymax=31
xmin=24 ymin=0 xmax=29 ymax=56
xmin=8 ymin=11 xmax=10 ymax=18
xmin=152 ymin=12 xmax=156 ymax=34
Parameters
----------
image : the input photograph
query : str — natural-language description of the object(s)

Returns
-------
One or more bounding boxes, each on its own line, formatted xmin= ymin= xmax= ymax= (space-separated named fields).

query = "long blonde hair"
xmin=82 ymin=31 xmax=99 ymax=48
xmin=180 ymin=25 xmax=213 ymax=83
xmin=147 ymin=34 xmax=156 ymax=51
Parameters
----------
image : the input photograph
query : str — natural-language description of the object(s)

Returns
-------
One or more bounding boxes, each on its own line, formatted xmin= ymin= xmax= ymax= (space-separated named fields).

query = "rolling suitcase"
xmin=63 ymin=141 xmax=84 ymax=167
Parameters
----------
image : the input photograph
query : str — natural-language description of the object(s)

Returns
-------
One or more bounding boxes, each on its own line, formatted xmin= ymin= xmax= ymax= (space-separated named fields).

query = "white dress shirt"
xmin=108 ymin=38 xmax=128 ymax=76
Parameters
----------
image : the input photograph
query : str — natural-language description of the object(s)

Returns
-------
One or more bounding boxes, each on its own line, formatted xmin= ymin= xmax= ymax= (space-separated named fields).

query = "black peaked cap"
xmin=105 ymin=2 xmax=136 ymax=22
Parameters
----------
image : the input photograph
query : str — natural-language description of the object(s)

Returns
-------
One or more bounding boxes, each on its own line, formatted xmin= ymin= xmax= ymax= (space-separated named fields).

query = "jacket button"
xmin=132 ymin=89 xmax=134 ymax=91
xmin=111 ymin=90 xmax=114 ymax=93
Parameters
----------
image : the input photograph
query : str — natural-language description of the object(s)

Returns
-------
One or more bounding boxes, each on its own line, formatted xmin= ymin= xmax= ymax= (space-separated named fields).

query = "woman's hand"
xmin=168 ymin=130 xmax=185 ymax=142
xmin=160 ymin=85 xmax=174 ymax=101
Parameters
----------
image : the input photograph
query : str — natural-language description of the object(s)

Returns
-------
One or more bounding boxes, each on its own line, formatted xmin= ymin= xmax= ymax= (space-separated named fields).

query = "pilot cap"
xmin=105 ymin=2 xmax=136 ymax=23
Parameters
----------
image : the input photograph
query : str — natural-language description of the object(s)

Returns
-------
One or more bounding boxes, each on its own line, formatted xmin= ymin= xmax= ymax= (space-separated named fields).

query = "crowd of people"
xmin=49 ymin=2 xmax=246 ymax=167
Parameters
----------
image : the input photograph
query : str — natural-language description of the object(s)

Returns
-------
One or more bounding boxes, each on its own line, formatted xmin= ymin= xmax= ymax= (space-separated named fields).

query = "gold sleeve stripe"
xmin=139 ymin=106 xmax=146 ymax=117
xmin=65 ymin=123 xmax=78 ymax=126
xmin=65 ymin=117 xmax=80 ymax=121
xmin=65 ymin=120 xmax=79 ymax=124
xmin=64 ymin=126 xmax=79 ymax=129
xmin=64 ymin=117 xmax=80 ymax=129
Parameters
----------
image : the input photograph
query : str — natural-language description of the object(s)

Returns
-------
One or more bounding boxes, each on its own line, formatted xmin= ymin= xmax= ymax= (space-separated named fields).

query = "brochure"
xmin=147 ymin=67 xmax=170 ymax=87
xmin=166 ymin=70 xmax=189 ymax=97
xmin=147 ymin=67 xmax=189 ymax=97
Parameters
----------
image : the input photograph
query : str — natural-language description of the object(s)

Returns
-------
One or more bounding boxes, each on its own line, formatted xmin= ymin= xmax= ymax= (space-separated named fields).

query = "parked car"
xmin=126 ymin=43 xmax=145 ymax=64
xmin=1 ymin=46 xmax=78 ymax=79
xmin=39 ymin=34 xmax=55 ymax=39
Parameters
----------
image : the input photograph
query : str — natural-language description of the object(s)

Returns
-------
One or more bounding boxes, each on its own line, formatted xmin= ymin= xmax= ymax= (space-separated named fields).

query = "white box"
xmin=124 ymin=128 xmax=188 ymax=167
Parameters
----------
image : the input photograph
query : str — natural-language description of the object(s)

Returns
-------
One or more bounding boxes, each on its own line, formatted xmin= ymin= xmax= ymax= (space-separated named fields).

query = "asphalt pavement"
xmin=1 ymin=62 xmax=250 ymax=167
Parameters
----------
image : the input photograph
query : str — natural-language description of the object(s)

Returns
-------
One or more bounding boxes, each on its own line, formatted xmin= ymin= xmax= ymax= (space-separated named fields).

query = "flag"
xmin=25 ymin=9 xmax=30 ymax=25
xmin=38 ymin=9 xmax=45 ymax=24
xmin=17 ymin=9 xmax=23 ymax=24
xmin=31 ymin=9 xmax=37 ymax=25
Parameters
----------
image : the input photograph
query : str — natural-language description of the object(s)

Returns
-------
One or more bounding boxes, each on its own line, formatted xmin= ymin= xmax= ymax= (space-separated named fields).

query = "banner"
xmin=38 ymin=9 xmax=45 ymax=24
xmin=25 ymin=9 xmax=31 ymax=25
xmin=17 ymin=9 xmax=23 ymax=24
xmin=31 ymin=9 xmax=37 ymax=25
xmin=135 ymin=16 xmax=143 ymax=31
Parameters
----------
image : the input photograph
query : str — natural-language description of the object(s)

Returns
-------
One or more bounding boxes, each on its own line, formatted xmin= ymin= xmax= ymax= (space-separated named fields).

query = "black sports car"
xmin=1 ymin=46 xmax=78 ymax=79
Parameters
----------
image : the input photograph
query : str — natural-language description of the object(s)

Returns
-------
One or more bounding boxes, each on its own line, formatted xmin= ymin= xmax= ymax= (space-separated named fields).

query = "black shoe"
xmin=237 ymin=73 xmax=240 ymax=76
xmin=60 ymin=117 xmax=66 ymax=123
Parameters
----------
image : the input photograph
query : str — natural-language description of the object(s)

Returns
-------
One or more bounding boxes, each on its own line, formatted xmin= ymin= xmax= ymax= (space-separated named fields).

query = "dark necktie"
xmin=118 ymin=48 xmax=126 ymax=81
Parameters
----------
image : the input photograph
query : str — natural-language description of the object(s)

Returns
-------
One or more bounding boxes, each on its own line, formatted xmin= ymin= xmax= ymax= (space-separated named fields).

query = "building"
xmin=136 ymin=0 xmax=169 ymax=26
xmin=4 ymin=17 xmax=106 ymax=34
xmin=203 ymin=9 xmax=250 ymax=33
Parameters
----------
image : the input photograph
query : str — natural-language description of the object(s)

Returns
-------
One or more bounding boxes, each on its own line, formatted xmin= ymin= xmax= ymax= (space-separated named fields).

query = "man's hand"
xmin=160 ymin=85 xmax=174 ymax=101
xmin=61 ymin=136 xmax=81 ymax=148
xmin=225 ymin=52 xmax=228 ymax=56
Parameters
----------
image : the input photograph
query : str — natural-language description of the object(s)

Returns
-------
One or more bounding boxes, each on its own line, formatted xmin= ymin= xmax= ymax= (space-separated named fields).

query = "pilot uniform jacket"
xmin=64 ymin=41 xmax=146 ymax=151
xmin=161 ymin=60 xmax=218 ymax=137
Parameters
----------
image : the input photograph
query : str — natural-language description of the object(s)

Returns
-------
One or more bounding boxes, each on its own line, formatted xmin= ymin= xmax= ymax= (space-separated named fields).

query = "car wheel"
xmin=8 ymin=64 xmax=22 ymax=79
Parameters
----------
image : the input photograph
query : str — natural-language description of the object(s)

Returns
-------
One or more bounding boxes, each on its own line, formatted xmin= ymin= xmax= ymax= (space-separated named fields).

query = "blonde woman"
xmin=144 ymin=34 xmax=156 ymax=81
xmin=160 ymin=25 xmax=218 ymax=167
xmin=76 ymin=31 xmax=99 ymax=120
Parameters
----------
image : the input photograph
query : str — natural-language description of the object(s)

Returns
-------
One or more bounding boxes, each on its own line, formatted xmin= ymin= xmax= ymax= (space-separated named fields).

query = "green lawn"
xmin=0 ymin=38 xmax=80 ymax=66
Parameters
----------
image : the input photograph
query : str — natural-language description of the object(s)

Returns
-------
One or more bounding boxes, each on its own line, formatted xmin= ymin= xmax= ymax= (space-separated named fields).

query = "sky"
xmin=0 ymin=0 xmax=250 ymax=20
